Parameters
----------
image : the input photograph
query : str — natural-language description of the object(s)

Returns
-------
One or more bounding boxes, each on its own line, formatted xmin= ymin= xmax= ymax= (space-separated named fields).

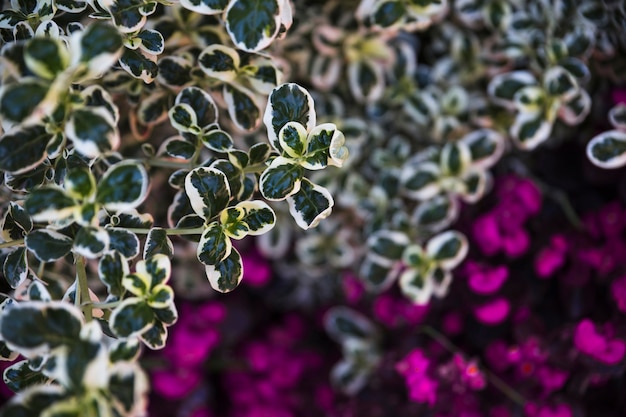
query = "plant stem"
xmin=125 ymin=226 xmax=205 ymax=235
xmin=145 ymin=158 xmax=194 ymax=170
xmin=83 ymin=300 xmax=121 ymax=309
xmin=0 ymin=239 xmax=24 ymax=249
xmin=419 ymin=325 xmax=526 ymax=406
xmin=75 ymin=255 xmax=92 ymax=322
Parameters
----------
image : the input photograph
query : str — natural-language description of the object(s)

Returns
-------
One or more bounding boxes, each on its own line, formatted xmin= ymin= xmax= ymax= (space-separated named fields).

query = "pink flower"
xmin=536 ymin=366 xmax=569 ymax=394
xmin=473 ymin=298 xmax=510 ymax=325
xmin=442 ymin=312 xmax=463 ymax=336
xmin=407 ymin=375 xmax=438 ymax=406
xmin=473 ymin=214 xmax=502 ymax=256
xmin=453 ymin=354 xmax=486 ymax=390
xmin=485 ymin=340 xmax=511 ymax=372
xmin=534 ymin=235 xmax=568 ymax=278
xmin=524 ymin=403 xmax=572 ymax=417
xmin=152 ymin=367 xmax=202 ymax=399
xmin=342 ymin=272 xmax=365 ymax=304
xmin=611 ymin=275 xmax=626 ymax=312
xmin=612 ymin=88 xmax=626 ymax=105
xmin=574 ymin=319 xmax=626 ymax=364
xmin=241 ymin=250 xmax=271 ymax=287
xmin=466 ymin=262 xmax=508 ymax=294
xmin=397 ymin=349 xmax=438 ymax=406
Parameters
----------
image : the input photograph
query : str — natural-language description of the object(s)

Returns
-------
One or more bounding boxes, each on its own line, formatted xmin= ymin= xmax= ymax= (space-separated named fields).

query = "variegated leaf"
xmin=25 ymin=230 xmax=73 ymax=262
xmin=223 ymin=84 xmax=261 ymax=131
xmin=0 ymin=124 xmax=50 ymax=175
xmin=586 ymin=130 xmax=626 ymax=169
xmin=224 ymin=0 xmax=283 ymax=52
xmin=205 ymin=247 xmax=243 ymax=293
xmin=259 ymin=156 xmax=303 ymax=201
xmin=74 ymin=227 xmax=110 ymax=259
xmin=179 ymin=0 xmax=228 ymax=15
xmin=425 ymin=230 xmax=468 ymax=270
xmin=487 ymin=70 xmax=537 ymax=109
xmin=24 ymin=37 xmax=69 ymax=80
xmin=65 ymin=107 xmax=120 ymax=158
xmin=25 ymin=186 xmax=76 ymax=223
xmin=399 ymin=268 xmax=434 ymax=305
xmin=510 ymin=111 xmax=553 ymax=150
xmin=175 ymin=86 xmax=218 ymax=129
xmin=286 ymin=178 xmax=333 ymax=230
xmin=184 ymin=167 xmax=231 ymax=220
xmin=198 ymin=44 xmax=240 ymax=83
xmin=96 ymin=161 xmax=148 ymax=212
xmin=264 ymin=83 xmax=316 ymax=151
xmin=110 ymin=298 xmax=155 ymax=338
xmin=197 ymin=222 xmax=232 ymax=265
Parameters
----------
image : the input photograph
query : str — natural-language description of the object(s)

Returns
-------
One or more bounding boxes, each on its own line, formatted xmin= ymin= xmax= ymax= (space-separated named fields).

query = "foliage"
xmin=0 ymin=0 xmax=625 ymax=415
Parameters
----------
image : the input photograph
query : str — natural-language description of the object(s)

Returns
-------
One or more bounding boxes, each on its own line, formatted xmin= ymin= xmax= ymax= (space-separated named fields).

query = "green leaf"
xmin=24 ymin=38 xmax=69 ymax=80
xmin=66 ymin=107 xmax=119 ymax=158
xmin=225 ymin=0 xmax=282 ymax=52
xmin=74 ymin=227 xmax=110 ymax=259
xmin=286 ymin=178 xmax=333 ymax=230
xmin=110 ymin=298 xmax=155 ymax=338
xmin=176 ymin=86 xmax=218 ymax=129
xmin=25 ymin=186 xmax=76 ymax=222
xmin=153 ymin=303 xmax=178 ymax=326
xmin=219 ymin=206 xmax=249 ymax=239
xmin=263 ymin=83 xmax=316 ymax=151
xmin=223 ymin=84 xmax=261 ymax=131
xmin=157 ymin=56 xmax=192 ymax=87
xmin=371 ymin=0 xmax=406 ymax=28
xmin=98 ymin=252 xmax=128 ymax=299
xmin=248 ymin=142 xmax=271 ymax=165
xmin=169 ymin=103 xmax=200 ymax=134
xmin=27 ymin=281 xmax=51 ymax=302
xmin=487 ymin=71 xmax=536 ymax=108
xmin=64 ymin=167 xmax=96 ymax=200
xmin=586 ymin=130 xmax=626 ymax=169
xmin=119 ymin=48 xmax=159 ymax=83
xmin=330 ymin=358 xmax=372 ymax=397
xmin=137 ymin=29 xmax=164 ymax=55
xmin=460 ymin=129 xmax=504 ymax=170
xmin=3 ymin=247 xmax=28 ymax=289
xmin=138 ymin=91 xmax=170 ymax=125
xmin=210 ymin=159 xmax=245 ymax=199
xmin=426 ymin=230 xmax=468 ymax=270
xmin=460 ymin=170 xmax=489 ymax=203
xmin=197 ymin=222 xmax=232 ymax=265
xmin=106 ymin=0 xmax=148 ymax=32
xmin=366 ymin=230 xmax=409 ymax=263
xmin=401 ymin=162 xmax=441 ymax=201
xmin=107 ymin=228 xmax=140 ymax=259
xmin=139 ymin=254 xmax=171 ymax=287
xmin=96 ymin=161 xmax=148 ymax=212
xmin=483 ymin=0 xmax=511 ymax=30
xmin=184 ymin=167 xmax=231 ymax=220
xmin=404 ymin=90 xmax=439 ymax=125
xmin=201 ymin=129 xmax=234 ymax=152
xmin=139 ymin=320 xmax=167 ymax=350
xmin=0 ymin=302 xmax=82 ymax=356
xmin=399 ymin=268 xmax=433 ymax=305
xmin=324 ymin=306 xmax=379 ymax=344
xmin=609 ymin=104 xmax=626 ymax=130
xmin=198 ymin=44 xmax=240 ymax=83
xmin=348 ymin=59 xmax=384 ymax=103
xmin=235 ymin=200 xmax=276 ymax=235
xmin=147 ymin=284 xmax=173 ymax=309
xmin=543 ymin=66 xmax=578 ymax=101
xmin=0 ymin=385 xmax=67 ymax=417
xmin=205 ymin=247 xmax=243 ymax=293
xmin=278 ymin=121 xmax=308 ymax=158
xmin=0 ymin=123 xmax=50 ymax=175
xmin=74 ymin=23 xmax=123 ymax=78
xmin=109 ymin=338 xmax=140 ymax=362
xmin=303 ymin=123 xmax=346 ymax=169
xmin=108 ymin=362 xmax=149 ymax=415
xmin=402 ymin=244 xmax=427 ymax=269
xmin=3 ymin=360 xmax=48 ymax=393
xmin=163 ymin=137 xmax=196 ymax=160
xmin=122 ymin=272 xmax=150 ymax=297
xmin=2 ymin=202 xmax=32 ymax=242
xmin=440 ymin=141 xmax=471 ymax=176
xmin=510 ymin=111 xmax=552 ymax=150
xmin=412 ymin=195 xmax=459 ymax=231
xmin=25 ymin=230 xmax=73 ymax=262
xmin=143 ymin=228 xmax=173 ymax=259
xmin=259 ymin=157 xmax=304 ymax=201
xmin=179 ymin=0 xmax=228 ymax=15
xmin=558 ymin=89 xmax=591 ymax=126
xmin=245 ymin=56 xmax=281 ymax=94
xmin=357 ymin=254 xmax=395 ymax=292
xmin=513 ymin=86 xmax=546 ymax=114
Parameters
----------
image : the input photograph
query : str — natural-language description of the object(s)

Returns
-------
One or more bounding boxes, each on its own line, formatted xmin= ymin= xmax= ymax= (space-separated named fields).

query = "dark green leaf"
xmin=143 ymin=228 xmax=173 ymax=259
xmin=176 ymin=86 xmax=218 ymax=128
xmin=25 ymin=230 xmax=73 ymax=262
xmin=3 ymin=360 xmax=47 ymax=393
xmin=139 ymin=320 xmax=167 ymax=349
xmin=107 ymin=228 xmax=140 ymax=259
xmin=119 ymin=48 xmax=158 ymax=83
xmin=24 ymin=38 xmax=68 ymax=79
xmin=3 ymin=247 xmax=27 ymax=289
xmin=259 ymin=158 xmax=303 ymax=200
xmin=197 ymin=222 xmax=231 ymax=265
xmin=0 ymin=124 xmax=49 ymax=174
xmin=110 ymin=298 xmax=155 ymax=338
xmin=264 ymin=83 xmax=315 ymax=150
xmin=285 ymin=178 xmax=333 ymax=229
xmin=224 ymin=0 xmax=281 ymax=51
xmin=66 ymin=107 xmax=119 ymax=158
xmin=205 ymin=247 xmax=243 ymax=293
xmin=96 ymin=161 xmax=148 ymax=211
xmin=184 ymin=167 xmax=231 ymax=220
xmin=224 ymin=84 xmax=260 ymax=131
xmin=25 ymin=186 xmax=75 ymax=223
